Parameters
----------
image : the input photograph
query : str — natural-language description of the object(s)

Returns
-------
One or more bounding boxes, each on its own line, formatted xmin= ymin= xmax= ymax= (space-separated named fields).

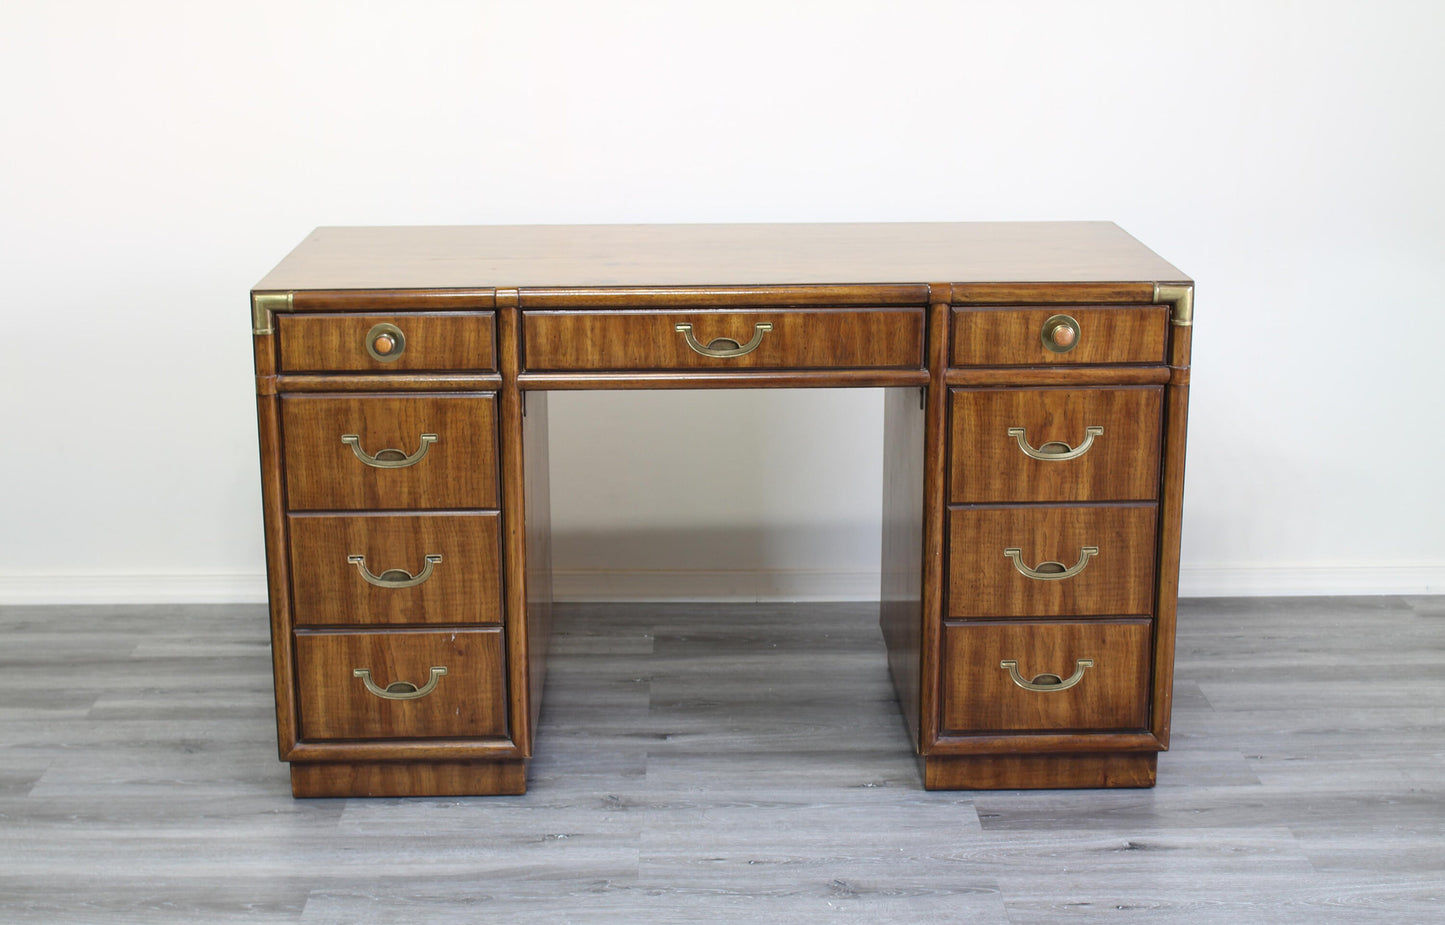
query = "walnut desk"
xmin=250 ymin=223 xmax=1193 ymax=798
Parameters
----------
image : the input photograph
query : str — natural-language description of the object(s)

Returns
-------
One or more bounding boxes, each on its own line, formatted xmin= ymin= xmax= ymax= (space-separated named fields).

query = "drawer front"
xmin=288 ymin=512 xmax=503 ymax=626
xmin=296 ymin=628 xmax=508 ymax=740
xmin=281 ymin=393 xmax=498 ymax=511
xmin=522 ymin=308 xmax=926 ymax=371
xmin=950 ymin=386 xmax=1163 ymax=503
xmin=948 ymin=504 xmax=1157 ymax=618
xmin=951 ymin=306 xmax=1168 ymax=366
xmin=276 ymin=312 xmax=496 ymax=373
xmin=941 ymin=619 xmax=1151 ymax=733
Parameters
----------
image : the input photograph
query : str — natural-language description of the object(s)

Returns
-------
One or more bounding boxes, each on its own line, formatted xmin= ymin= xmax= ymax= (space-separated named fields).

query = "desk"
xmin=250 ymin=223 xmax=1193 ymax=798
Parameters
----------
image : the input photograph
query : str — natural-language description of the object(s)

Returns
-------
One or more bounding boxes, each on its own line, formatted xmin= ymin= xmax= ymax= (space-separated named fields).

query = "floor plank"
xmin=0 ymin=597 xmax=1442 ymax=922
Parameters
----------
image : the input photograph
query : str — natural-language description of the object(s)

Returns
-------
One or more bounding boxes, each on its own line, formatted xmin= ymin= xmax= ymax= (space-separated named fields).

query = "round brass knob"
xmin=364 ymin=323 xmax=406 ymax=362
xmin=1041 ymin=314 xmax=1081 ymax=354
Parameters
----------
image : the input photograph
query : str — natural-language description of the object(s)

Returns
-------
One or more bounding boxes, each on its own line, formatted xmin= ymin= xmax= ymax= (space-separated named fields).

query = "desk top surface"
xmin=254 ymin=222 xmax=1189 ymax=292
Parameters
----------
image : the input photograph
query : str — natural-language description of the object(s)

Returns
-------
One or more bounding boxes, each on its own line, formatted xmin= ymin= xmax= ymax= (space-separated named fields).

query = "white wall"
xmin=2 ymin=0 xmax=1442 ymax=602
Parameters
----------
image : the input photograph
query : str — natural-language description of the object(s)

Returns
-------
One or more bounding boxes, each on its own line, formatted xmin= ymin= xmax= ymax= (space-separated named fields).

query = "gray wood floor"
xmin=1 ymin=596 xmax=1442 ymax=924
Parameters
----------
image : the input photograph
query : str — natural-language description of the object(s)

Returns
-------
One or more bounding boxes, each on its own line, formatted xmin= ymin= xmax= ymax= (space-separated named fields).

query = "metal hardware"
xmin=353 ymin=666 xmax=448 ymax=701
xmin=365 ymin=322 xmax=406 ymax=362
xmin=675 ymin=321 xmax=773 ymax=358
xmin=1008 ymin=425 xmax=1104 ymax=461
xmin=1041 ymin=314 xmax=1080 ymax=353
xmin=1000 ymin=658 xmax=1094 ymax=692
xmin=251 ymin=292 xmax=293 ymax=335
xmin=341 ymin=433 xmax=437 ymax=469
xmin=1004 ymin=545 xmax=1099 ymax=581
xmin=347 ymin=553 xmax=442 ymax=589
xmin=1154 ymin=282 xmax=1194 ymax=327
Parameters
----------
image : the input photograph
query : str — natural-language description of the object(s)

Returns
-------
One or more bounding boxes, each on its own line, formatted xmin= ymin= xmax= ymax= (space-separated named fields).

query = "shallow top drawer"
xmin=276 ymin=312 xmax=496 ymax=372
xmin=523 ymin=308 xmax=925 ymax=371
xmin=952 ymin=306 xmax=1168 ymax=366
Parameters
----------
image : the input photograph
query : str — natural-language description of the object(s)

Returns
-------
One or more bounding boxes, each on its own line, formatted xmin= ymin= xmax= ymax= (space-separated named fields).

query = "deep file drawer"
xmin=941 ymin=619 xmax=1152 ymax=733
xmin=947 ymin=504 xmax=1158 ymax=618
xmin=949 ymin=386 xmax=1163 ymax=503
xmin=295 ymin=628 xmax=508 ymax=740
xmin=280 ymin=393 xmax=499 ymax=511
xmin=288 ymin=512 xmax=504 ymax=626
xmin=522 ymin=308 xmax=926 ymax=371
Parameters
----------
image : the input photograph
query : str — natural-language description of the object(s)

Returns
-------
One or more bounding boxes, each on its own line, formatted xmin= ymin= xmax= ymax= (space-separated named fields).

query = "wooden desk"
xmin=250 ymin=223 xmax=1193 ymax=798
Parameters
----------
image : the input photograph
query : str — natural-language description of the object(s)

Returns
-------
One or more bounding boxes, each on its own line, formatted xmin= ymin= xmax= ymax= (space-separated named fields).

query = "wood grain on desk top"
xmin=253 ymin=222 xmax=1189 ymax=292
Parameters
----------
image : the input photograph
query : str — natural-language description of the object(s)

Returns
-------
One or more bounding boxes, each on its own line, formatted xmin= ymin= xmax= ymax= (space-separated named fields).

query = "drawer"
xmin=522 ymin=308 xmax=926 ymax=371
xmin=948 ymin=504 xmax=1157 ymax=618
xmin=295 ymin=628 xmax=508 ymax=740
xmin=276 ymin=312 xmax=496 ymax=372
xmin=281 ymin=393 xmax=498 ymax=511
xmin=288 ymin=512 xmax=503 ymax=626
xmin=951 ymin=306 xmax=1168 ymax=366
xmin=941 ymin=619 xmax=1151 ymax=733
xmin=950 ymin=386 xmax=1162 ymax=503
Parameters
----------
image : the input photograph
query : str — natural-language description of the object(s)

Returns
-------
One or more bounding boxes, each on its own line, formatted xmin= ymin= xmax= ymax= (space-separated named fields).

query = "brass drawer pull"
xmin=353 ymin=666 xmax=448 ymax=701
xmin=365 ymin=322 xmax=406 ymax=362
xmin=1041 ymin=313 xmax=1081 ymax=353
xmin=341 ymin=433 xmax=438 ymax=468
xmin=1000 ymin=658 xmax=1094 ymax=692
xmin=347 ymin=553 xmax=442 ymax=589
xmin=675 ymin=321 xmax=773 ymax=358
xmin=1004 ymin=545 xmax=1098 ymax=580
xmin=1007 ymin=425 xmax=1103 ymax=461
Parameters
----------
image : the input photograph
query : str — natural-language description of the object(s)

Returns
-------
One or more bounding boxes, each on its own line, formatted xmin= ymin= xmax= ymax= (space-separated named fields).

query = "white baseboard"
xmin=2 ymin=565 xmax=1442 ymax=606
xmin=0 ymin=572 xmax=270 ymax=605
xmin=551 ymin=569 xmax=881 ymax=602
xmin=1178 ymin=564 xmax=1445 ymax=597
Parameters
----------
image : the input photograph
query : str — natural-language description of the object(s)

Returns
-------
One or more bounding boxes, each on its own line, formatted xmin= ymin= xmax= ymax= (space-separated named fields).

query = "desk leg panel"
xmin=523 ymin=391 xmax=554 ymax=741
xmin=254 ymin=333 xmax=301 ymax=760
xmin=498 ymin=299 xmax=545 ymax=764
xmin=917 ymin=298 xmax=952 ymax=751
xmin=880 ymin=387 xmax=925 ymax=749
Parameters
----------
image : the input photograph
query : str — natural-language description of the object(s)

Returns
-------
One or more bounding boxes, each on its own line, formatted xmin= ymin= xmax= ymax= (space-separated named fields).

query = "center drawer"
xmin=522 ymin=308 xmax=926 ymax=371
xmin=295 ymin=628 xmax=509 ymax=740
xmin=288 ymin=512 xmax=503 ymax=626
xmin=280 ymin=393 xmax=498 ymax=511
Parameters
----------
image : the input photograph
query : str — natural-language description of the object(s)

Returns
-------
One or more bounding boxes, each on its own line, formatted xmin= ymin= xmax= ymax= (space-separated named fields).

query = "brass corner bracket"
xmin=1153 ymin=283 xmax=1194 ymax=327
xmin=252 ymin=291 xmax=294 ymax=335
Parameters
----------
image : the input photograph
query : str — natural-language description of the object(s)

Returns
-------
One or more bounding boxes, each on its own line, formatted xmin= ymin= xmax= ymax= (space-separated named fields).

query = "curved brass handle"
xmin=341 ymin=433 xmax=437 ymax=469
xmin=675 ymin=322 xmax=773 ymax=358
xmin=1000 ymin=658 xmax=1094 ymax=692
xmin=1004 ymin=545 xmax=1099 ymax=581
xmin=353 ymin=666 xmax=447 ymax=701
xmin=347 ymin=553 xmax=442 ymax=589
xmin=1007 ymin=425 xmax=1103 ymax=461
